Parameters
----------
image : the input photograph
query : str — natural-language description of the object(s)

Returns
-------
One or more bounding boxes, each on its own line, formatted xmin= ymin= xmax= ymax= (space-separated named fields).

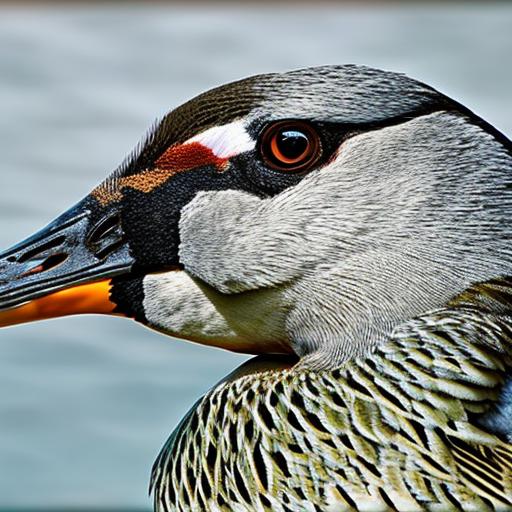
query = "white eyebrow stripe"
xmin=187 ymin=119 xmax=255 ymax=159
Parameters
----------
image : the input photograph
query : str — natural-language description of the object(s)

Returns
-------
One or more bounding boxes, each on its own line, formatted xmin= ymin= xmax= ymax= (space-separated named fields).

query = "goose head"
xmin=1 ymin=65 xmax=511 ymax=367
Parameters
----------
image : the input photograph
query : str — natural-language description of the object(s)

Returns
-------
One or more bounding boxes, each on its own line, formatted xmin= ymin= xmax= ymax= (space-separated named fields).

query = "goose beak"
xmin=0 ymin=200 xmax=135 ymax=327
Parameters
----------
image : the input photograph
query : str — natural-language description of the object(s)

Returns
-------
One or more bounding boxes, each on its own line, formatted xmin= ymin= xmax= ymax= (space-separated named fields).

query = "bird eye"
xmin=260 ymin=121 xmax=322 ymax=173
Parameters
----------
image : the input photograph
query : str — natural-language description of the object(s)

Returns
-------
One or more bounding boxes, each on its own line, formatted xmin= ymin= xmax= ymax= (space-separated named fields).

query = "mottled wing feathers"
xmin=448 ymin=437 xmax=512 ymax=505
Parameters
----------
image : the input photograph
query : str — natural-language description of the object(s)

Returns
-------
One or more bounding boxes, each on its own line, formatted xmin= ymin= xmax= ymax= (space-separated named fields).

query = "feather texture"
xmin=151 ymin=278 xmax=512 ymax=511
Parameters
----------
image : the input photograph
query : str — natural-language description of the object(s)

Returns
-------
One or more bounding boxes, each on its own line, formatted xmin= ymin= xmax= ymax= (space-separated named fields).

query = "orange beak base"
xmin=0 ymin=279 xmax=119 ymax=328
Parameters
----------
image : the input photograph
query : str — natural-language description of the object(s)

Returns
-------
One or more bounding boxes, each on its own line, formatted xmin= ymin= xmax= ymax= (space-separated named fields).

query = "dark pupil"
xmin=277 ymin=130 xmax=309 ymax=160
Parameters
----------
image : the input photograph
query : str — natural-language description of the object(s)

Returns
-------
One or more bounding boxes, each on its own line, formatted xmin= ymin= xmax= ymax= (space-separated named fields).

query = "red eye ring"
xmin=260 ymin=121 xmax=322 ymax=173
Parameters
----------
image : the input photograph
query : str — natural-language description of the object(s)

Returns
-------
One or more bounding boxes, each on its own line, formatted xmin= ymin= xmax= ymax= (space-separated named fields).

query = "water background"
xmin=0 ymin=2 xmax=511 ymax=509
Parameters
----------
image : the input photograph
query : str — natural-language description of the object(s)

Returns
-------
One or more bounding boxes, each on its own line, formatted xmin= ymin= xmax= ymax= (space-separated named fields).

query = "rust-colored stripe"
xmin=92 ymin=142 xmax=228 ymax=205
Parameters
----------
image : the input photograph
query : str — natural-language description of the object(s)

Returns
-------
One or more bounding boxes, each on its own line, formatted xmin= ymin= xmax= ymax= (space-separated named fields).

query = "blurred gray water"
xmin=0 ymin=2 xmax=511 ymax=508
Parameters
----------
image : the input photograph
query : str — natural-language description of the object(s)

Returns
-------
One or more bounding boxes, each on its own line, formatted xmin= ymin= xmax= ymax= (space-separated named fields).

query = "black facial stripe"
xmin=117 ymin=163 xmax=262 ymax=271
xmin=110 ymin=275 xmax=146 ymax=322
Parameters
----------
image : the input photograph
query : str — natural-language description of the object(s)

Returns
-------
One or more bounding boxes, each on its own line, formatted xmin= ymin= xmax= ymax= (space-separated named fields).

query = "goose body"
xmin=0 ymin=65 xmax=512 ymax=510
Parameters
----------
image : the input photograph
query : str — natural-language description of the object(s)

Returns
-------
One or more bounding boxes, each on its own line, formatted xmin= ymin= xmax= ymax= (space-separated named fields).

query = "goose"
xmin=1 ymin=65 xmax=512 ymax=511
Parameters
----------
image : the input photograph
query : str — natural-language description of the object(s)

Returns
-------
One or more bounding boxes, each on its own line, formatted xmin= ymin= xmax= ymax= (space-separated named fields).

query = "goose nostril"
xmin=87 ymin=213 xmax=125 ymax=261
xmin=6 ymin=256 xmax=16 ymax=263
xmin=21 ymin=253 xmax=69 ymax=277
xmin=17 ymin=235 xmax=66 ymax=264
xmin=87 ymin=214 xmax=121 ymax=246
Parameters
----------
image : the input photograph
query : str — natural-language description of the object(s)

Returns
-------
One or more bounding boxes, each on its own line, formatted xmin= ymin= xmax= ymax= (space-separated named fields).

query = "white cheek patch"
xmin=187 ymin=119 xmax=255 ymax=159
